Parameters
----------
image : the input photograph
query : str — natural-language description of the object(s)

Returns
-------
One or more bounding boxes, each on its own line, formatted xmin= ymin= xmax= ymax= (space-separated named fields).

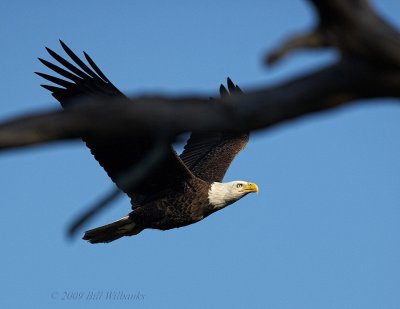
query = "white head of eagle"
xmin=208 ymin=181 xmax=259 ymax=209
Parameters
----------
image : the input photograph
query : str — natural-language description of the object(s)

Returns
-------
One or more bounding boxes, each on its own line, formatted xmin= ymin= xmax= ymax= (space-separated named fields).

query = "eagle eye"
xmin=236 ymin=183 xmax=243 ymax=188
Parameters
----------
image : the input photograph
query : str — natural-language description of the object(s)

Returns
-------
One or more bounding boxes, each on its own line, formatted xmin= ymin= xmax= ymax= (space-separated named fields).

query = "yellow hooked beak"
xmin=242 ymin=182 xmax=259 ymax=193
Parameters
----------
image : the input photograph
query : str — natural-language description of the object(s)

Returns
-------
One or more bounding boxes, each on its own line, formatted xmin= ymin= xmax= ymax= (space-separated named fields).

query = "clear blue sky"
xmin=1 ymin=1 xmax=399 ymax=308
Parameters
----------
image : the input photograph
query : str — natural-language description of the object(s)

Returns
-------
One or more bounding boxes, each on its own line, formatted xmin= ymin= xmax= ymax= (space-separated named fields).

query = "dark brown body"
xmin=132 ymin=178 xmax=213 ymax=230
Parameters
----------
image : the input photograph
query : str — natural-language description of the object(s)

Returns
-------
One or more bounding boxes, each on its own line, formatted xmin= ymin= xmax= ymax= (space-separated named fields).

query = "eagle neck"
xmin=208 ymin=182 xmax=233 ymax=209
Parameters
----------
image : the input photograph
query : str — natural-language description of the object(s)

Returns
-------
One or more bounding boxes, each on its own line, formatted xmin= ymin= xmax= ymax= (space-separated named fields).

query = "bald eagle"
xmin=37 ymin=41 xmax=258 ymax=243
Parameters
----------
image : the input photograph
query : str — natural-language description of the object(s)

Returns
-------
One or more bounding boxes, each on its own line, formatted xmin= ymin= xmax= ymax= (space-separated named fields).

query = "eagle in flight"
xmin=37 ymin=41 xmax=258 ymax=243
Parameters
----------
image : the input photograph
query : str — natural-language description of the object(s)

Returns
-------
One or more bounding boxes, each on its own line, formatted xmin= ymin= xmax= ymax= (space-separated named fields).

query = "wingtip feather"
xmin=40 ymin=84 xmax=64 ymax=92
xmin=227 ymin=77 xmax=235 ymax=92
xmin=219 ymin=84 xmax=229 ymax=97
xmin=83 ymin=51 xmax=110 ymax=82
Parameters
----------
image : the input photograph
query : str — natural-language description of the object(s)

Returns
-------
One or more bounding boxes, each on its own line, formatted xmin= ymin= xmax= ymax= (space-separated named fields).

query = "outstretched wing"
xmin=180 ymin=78 xmax=249 ymax=183
xmin=37 ymin=41 xmax=193 ymax=205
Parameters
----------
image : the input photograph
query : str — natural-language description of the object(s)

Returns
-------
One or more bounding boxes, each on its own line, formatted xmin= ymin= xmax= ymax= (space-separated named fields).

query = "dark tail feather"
xmin=83 ymin=215 xmax=142 ymax=244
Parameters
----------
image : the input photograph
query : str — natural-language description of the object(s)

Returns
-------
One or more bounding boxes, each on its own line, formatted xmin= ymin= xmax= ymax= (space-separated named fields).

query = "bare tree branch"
xmin=267 ymin=0 xmax=400 ymax=65
xmin=0 ymin=58 xmax=399 ymax=152
xmin=266 ymin=31 xmax=327 ymax=65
